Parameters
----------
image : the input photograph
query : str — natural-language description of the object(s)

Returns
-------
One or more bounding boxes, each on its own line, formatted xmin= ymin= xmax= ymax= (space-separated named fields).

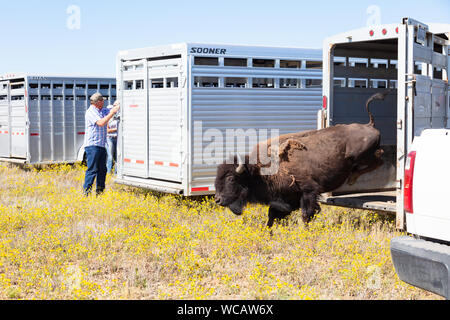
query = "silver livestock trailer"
xmin=318 ymin=18 xmax=449 ymax=229
xmin=115 ymin=43 xmax=323 ymax=195
xmin=0 ymin=73 xmax=116 ymax=164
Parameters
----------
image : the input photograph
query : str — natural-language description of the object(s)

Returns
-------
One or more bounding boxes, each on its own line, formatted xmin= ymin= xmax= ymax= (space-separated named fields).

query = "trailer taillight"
xmin=382 ymin=29 xmax=387 ymax=35
xmin=369 ymin=30 xmax=374 ymax=37
xmin=322 ymin=96 xmax=327 ymax=110
xmin=404 ymin=151 xmax=417 ymax=214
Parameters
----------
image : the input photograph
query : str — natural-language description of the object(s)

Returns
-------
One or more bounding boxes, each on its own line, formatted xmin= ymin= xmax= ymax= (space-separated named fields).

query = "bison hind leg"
xmin=347 ymin=148 xmax=384 ymax=185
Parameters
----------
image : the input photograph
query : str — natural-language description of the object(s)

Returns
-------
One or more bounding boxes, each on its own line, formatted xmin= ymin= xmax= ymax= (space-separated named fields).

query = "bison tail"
xmin=366 ymin=90 xmax=390 ymax=126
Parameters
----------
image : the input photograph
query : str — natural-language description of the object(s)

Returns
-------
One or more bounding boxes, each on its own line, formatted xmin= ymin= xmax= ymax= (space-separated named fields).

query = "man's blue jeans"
xmin=83 ymin=146 xmax=107 ymax=195
xmin=106 ymin=136 xmax=117 ymax=174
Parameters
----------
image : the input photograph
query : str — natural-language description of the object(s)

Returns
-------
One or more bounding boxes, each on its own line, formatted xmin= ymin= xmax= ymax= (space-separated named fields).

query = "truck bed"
xmin=319 ymin=191 xmax=396 ymax=213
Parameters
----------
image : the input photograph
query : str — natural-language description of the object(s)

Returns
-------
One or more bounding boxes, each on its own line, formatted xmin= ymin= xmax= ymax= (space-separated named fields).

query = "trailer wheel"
xmin=81 ymin=152 xmax=87 ymax=166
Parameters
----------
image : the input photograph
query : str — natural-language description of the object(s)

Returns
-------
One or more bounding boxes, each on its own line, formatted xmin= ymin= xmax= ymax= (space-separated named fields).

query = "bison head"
xmin=214 ymin=155 xmax=251 ymax=215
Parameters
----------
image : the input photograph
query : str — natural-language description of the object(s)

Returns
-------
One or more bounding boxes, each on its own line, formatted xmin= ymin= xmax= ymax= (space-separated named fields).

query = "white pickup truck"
xmin=390 ymin=129 xmax=450 ymax=299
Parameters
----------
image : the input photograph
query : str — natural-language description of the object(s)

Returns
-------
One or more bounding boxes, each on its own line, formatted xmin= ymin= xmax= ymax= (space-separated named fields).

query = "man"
xmin=83 ymin=93 xmax=120 ymax=196
xmin=106 ymin=101 xmax=119 ymax=174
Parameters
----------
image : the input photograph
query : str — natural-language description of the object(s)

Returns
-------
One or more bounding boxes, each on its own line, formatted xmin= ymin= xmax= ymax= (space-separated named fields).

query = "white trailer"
xmin=319 ymin=18 xmax=449 ymax=229
xmin=0 ymin=73 xmax=116 ymax=164
xmin=115 ymin=43 xmax=323 ymax=196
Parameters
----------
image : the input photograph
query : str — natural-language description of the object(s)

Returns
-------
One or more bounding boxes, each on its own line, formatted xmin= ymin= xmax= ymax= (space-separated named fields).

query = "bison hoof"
xmin=302 ymin=213 xmax=311 ymax=224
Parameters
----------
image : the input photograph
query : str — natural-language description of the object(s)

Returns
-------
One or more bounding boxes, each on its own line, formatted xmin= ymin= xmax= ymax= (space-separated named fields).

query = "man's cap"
xmin=90 ymin=92 xmax=104 ymax=103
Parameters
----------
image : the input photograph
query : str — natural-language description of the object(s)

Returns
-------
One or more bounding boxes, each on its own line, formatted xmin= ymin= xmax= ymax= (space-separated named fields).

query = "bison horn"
xmin=236 ymin=154 xmax=245 ymax=174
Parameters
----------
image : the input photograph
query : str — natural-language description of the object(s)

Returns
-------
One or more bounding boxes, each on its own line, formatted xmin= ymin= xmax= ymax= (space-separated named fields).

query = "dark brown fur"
xmin=214 ymin=92 xmax=387 ymax=227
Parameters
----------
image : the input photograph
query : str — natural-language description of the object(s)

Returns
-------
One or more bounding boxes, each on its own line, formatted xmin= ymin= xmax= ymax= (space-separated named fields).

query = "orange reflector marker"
xmin=322 ymin=96 xmax=328 ymax=110
xmin=152 ymin=161 xmax=180 ymax=167
xmin=192 ymin=187 xmax=210 ymax=192
xmin=124 ymin=158 xmax=145 ymax=164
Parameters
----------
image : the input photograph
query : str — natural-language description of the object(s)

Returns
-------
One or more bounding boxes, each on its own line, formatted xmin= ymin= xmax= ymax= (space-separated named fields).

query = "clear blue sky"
xmin=0 ymin=0 xmax=448 ymax=77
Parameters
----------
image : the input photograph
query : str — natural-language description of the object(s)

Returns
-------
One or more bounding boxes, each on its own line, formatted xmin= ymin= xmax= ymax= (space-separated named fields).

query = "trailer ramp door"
xmin=0 ymin=81 xmax=11 ymax=157
xmin=147 ymin=58 xmax=183 ymax=183
xmin=396 ymin=19 xmax=448 ymax=227
xmin=405 ymin=21 xmax=448 ymax=143
xmin=121 ymin=60 xmax=150 ymax=178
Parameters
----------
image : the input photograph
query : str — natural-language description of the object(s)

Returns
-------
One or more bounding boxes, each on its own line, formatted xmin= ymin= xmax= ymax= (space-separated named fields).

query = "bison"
xmin=214 ymin=92 xmax=387 ymax=227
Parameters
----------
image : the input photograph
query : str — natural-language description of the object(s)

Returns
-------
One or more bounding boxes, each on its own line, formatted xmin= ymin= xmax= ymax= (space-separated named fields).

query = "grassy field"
xmin=0 ymin=162 xmax=441 ymax=300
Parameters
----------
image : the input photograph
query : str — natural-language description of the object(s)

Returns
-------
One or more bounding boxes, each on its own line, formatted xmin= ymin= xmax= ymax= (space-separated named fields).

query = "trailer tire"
xmin=77 ymin=146 xmax=87 ymax=166
xmin=81 ymin=152 xmax=87 ymax=166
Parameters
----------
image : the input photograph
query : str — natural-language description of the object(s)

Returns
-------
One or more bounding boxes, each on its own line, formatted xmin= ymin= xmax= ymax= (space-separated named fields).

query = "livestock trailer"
xmin=318 ymin=18 xmax=450 ymax=229
xmin=115 ymin=43 xmax=323 ymax=196
xmin=0 ymin=74 xmax=116 ymax=164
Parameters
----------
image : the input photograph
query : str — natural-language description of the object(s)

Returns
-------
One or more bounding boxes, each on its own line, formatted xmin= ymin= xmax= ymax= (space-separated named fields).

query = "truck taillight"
xmin=404 ymin=151 xmax=416 ymax=214
xmin=323 ymin=96 xmax=327 ymax=110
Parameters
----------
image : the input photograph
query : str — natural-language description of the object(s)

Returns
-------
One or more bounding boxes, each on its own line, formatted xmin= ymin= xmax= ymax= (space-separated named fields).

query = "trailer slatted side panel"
xmin=29 ymin=79 xmax=115 ymax=163
xmin=332 ymin=88 xmax=398 ymax=145
xmin=0 ymin=74 xmax=116 ymax=164
xmin=190 ymin=53 xmax=322 ymax=192
xmin=190 ymin=87 xmax=322 ymax=190
xmin=75 ymin=85 xmax=89 ymax=163
xmin=40 ymin=93 xmax=53 ymax=161
xmin=62 ymin=85 xmax=76 ymax=161
xmin=431 ymin=79 xmax=447 ymax=128
xmin=28 ymin=96 xmax=40 ymax=163
xmin=53 ymin=93 xmax=65 ymax=161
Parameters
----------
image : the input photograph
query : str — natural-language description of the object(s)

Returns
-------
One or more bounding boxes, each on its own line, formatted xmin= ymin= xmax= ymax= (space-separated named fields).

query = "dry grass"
xmin=0 ymin=162 xmax=442 ymax=300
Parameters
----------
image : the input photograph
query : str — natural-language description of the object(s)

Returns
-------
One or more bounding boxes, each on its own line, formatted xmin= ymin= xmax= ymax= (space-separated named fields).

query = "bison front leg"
xmin=267 ymin=201 xmax=293 ymax=228
xmin=300 ymin=192 xmax=320 ymax=224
